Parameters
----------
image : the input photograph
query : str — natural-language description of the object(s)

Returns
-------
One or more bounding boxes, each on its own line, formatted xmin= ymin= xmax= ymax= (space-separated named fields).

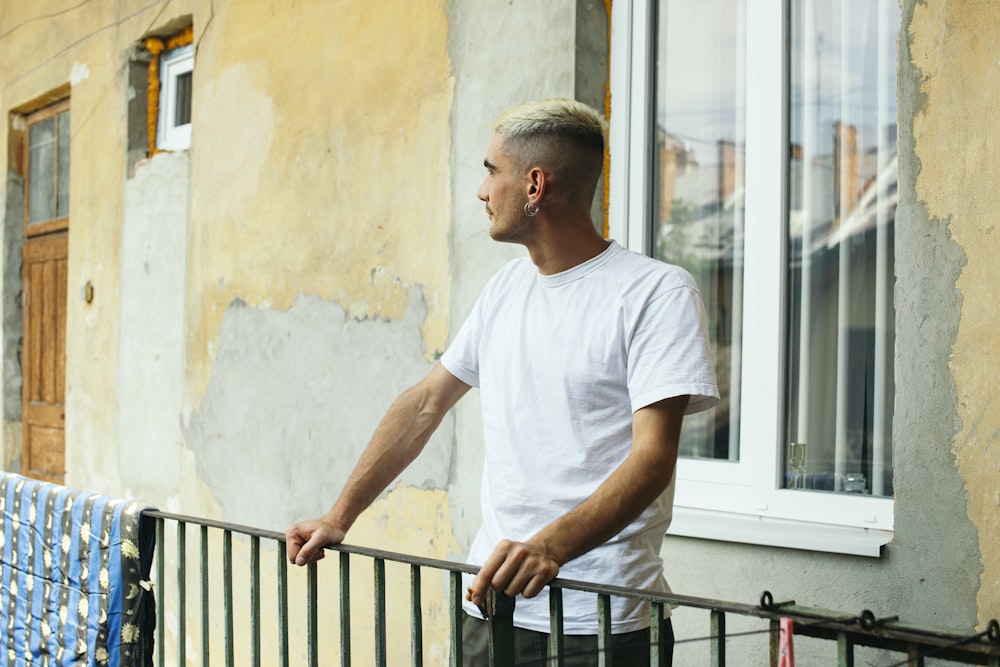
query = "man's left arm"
xmin=467 ymin=394 xmax=690 ymax=608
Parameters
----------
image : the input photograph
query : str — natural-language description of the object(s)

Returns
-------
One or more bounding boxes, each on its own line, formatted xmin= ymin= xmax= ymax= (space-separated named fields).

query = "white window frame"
xmin=157 ymin=44 xmax=193 ymax=151
xmin=608 ymin=0 xmax=894 ymax=556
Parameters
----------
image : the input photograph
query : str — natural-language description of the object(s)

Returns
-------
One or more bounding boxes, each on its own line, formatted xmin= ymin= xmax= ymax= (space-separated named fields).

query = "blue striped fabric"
xmin=0 ymin=474 xmax=155 ymax=666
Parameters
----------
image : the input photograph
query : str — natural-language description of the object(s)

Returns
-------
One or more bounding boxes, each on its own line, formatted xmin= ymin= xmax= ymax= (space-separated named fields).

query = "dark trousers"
xmin=462 ymin=614 xmax=674 ymax=666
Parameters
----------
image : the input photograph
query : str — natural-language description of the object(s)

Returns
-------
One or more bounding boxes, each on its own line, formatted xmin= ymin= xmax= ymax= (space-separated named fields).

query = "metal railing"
xmin=144 ymin=510 xmax=1000 ymax=666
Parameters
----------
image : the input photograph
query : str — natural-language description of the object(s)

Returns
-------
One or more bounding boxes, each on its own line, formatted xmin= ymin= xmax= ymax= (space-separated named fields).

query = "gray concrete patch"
xmin=185 ymin=288 xmax=454 ymax=532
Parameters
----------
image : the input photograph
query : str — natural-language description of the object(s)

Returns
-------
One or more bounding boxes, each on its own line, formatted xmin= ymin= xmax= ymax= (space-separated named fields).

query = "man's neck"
xmin=525 ymin=215 xmax=611 ymax=276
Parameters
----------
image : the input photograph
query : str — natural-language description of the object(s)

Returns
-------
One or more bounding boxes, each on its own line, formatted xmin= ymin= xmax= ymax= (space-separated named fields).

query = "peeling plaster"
xmin=69 ymin=61 xmax=90 ymax=85
xmin=910 ymin=0 xmax=1000 ymax=626
xmin=185 ymin=290 xmax=455 ymax=532
xmin=186 ymin=0 xmax=454 ymax=409
xmin=119 ymin=151 xmax=198 ymax=506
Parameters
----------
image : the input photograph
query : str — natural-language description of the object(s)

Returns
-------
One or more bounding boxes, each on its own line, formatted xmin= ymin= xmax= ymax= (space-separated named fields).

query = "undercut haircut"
xmin=493 ymin=98 xmax=607 ymax=203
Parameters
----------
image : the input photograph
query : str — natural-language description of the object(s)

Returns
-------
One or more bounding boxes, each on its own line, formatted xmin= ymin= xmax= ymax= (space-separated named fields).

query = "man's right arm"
xmin=285 ymin=362 xmax=470 ymax=565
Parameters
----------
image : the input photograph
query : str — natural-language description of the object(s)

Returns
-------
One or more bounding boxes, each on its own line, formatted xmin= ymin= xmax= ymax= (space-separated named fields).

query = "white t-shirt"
xmin=441 ymin=240 xmax=719 ymax=634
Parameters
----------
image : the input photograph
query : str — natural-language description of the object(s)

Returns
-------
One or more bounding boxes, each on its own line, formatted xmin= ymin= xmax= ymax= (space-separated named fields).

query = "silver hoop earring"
xmin=524 ymin=201 xmax=540 ymax=217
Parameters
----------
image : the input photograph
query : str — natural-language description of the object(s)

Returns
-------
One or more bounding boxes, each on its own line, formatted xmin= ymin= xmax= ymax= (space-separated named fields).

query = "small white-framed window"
xmin=157 ymin=44 xmax=193 ymax=151
xmin=609 ymin=0 xmax=899 ymax=556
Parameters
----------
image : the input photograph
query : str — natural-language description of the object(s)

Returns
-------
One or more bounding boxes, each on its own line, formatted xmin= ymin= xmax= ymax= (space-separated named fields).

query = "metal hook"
xmin=859 ymin=609 xmax=899 ymax=631
xmin=759 ymin=590 xmax=796 ymax=610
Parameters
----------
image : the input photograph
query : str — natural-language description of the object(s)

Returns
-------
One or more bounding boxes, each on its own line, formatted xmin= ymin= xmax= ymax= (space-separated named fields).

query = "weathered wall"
xmin=118 ymin=150 xmax=204 ymax=508
xmin=7 ymin=0 xmax=997 ymax=662
xmin=177 ymin=0 xmax=455 ymax=526
xmin=2 ymin=170 xmax=23 ymax=472
xmin=0 ymin=1 xmax=141 ymax=491
xmin=0 ymin=0 xmax=600 ymax=532
xmin=907 ymin=0 xmax=1000 ymax=627
xmin=3 ymin=0 xmax=597 ymax=654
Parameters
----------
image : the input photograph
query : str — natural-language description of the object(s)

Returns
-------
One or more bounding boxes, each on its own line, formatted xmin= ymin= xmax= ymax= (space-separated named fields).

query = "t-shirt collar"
xmin=537 ymin=240 xmax=621 ymax=287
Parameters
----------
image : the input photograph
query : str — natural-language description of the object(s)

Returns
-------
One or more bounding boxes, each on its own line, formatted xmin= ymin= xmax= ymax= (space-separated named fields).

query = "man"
xmin=285 ymin=98 xmax=719 ymax=665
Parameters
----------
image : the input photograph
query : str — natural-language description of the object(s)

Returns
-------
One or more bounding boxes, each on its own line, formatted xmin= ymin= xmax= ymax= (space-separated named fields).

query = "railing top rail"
xmin=142 ymin=509 xmax=481 ymax=575
xmin=142 ymin=509 xmax=756 ymax=607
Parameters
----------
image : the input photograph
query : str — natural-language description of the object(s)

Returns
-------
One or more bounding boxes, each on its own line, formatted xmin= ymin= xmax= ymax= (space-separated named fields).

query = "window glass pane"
xmin=57 ymin=110 xmax=70 ymax=218
xmin=28 ymin=117 xmax=56 ymax=224
xmin=785 ymin=0 xmax=898 ymax=496
xmin=654 ymin=0 xmax=746 ymax=460
xmin=174 ymin=71 xmax=192 ymax=127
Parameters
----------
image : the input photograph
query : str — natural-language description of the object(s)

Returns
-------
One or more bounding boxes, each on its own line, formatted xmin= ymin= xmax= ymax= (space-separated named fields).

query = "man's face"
xmin=477 ymin=133 xmax=534 ymax=244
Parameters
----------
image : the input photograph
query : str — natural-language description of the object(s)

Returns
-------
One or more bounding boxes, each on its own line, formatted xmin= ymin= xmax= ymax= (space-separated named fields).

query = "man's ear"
xmin=526 ymin=166 xmax=547 ymax=204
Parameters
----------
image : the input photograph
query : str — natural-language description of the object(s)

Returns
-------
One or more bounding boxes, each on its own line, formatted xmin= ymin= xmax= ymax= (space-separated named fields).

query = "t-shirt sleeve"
xmin=440 ymin=292 xmax=485 ymax=389
xmin=627 ymin=282 xmax=721 ymax=415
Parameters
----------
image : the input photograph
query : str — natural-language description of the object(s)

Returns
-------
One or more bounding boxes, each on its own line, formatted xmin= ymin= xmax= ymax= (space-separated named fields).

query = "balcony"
xmin=142 ymin=511 xmax=1000 ymax=666
xmin=2 ymin=474 xmax=999 ymax=665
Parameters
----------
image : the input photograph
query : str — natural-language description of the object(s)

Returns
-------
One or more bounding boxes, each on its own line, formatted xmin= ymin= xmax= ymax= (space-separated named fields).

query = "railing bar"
xmin=769 ymin=619 xmax=779 ymax=667
xmin=838 ymin=630 xmax=855 ymax=667
xmin=177 ymin=521 xmax=187 ymax=667
xmin=278 ymin=544 xmax=289 ymax=667
xmin=598 ymin=593 xmax=613 ymax=667
xmin=549 ymin=586 xmax=565 ymax=666
xmin=308 ymin=561 xmax=319 ymax=667
xmin=201 ymin=524 xmax=210 ymax=665
xmin=650 ymin=601 xmax=666 ymax=667
xmin=490 ymin=591 xmax=517 ymax=666
xmin=156 ymin=517 xmax=165 ymax=667
xmin=340 ymin=552 xmax=351 ymax=666
xmin=374 ymin=557 xmax=387 ymax=667
xmin=138 ymin=512 xmax=1000 ymax=665
xmin=411 ymin=564 xmax=423 ymax=667
xmin=251 ymin=535 xmax=261 ymax=667
xmin=710 ymin=609 xmax=726 ymax=667
xmin=450 ymin=571 xmax=463 ymax=667
xmin=224 ymin=529 xmax=234 ymax=667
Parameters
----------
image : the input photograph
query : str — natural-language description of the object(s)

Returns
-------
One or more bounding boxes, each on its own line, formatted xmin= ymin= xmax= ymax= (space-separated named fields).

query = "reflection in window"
xmin=654 ymin=0 xmax=746 ymax=461
xmin=174 ymin=71 xmax=193 ymax=126
xmin=785 ymin=0 xmax=898 ymax=496
xmin=28 ymin=109 xmax=71 ymax=225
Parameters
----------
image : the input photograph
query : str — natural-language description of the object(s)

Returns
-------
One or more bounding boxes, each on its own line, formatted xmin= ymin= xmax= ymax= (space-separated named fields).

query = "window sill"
xmin=667 ymin=506 xmax=893 ymax=557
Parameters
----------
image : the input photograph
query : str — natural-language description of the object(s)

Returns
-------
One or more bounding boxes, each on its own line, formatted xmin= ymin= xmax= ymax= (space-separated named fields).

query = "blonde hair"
xmin=494 ymin=98 xmax=607 ymax=149
xmin=493 ymin=98 xmax=607 ymax=202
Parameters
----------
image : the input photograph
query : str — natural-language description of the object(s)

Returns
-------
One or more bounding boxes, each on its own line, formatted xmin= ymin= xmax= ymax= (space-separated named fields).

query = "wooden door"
xmin=21 ymin=232 xmax=68 ymax=483
xmin=20 ymin=99 xmax=70 ymax=484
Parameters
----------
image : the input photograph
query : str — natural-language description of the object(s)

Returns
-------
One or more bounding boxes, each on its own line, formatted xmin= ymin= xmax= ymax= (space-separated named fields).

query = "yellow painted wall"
xmin=910 ymin=0 xmax=1000 ymax=627
xmin=2 ymin=0 xmax=453 ymax=491
xmin=185 ymin=0 xmax=453 ymax=407
xmin=1 ymin=1 xmax=140 ymax=491
xmin=3 ymin=1 xmax=460 ymax=661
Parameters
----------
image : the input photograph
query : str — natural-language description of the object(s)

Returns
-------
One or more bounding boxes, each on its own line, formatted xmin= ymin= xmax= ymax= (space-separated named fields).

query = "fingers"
xmin=294 ymin=535 xmax=328 ymax=566
xmin=284 ymin=525 xmax=307 ymax=564
xmin=468 ymin=539 xmax=560 ymax=606
xmin=284 ymin=519 xmax=342 ymax=566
